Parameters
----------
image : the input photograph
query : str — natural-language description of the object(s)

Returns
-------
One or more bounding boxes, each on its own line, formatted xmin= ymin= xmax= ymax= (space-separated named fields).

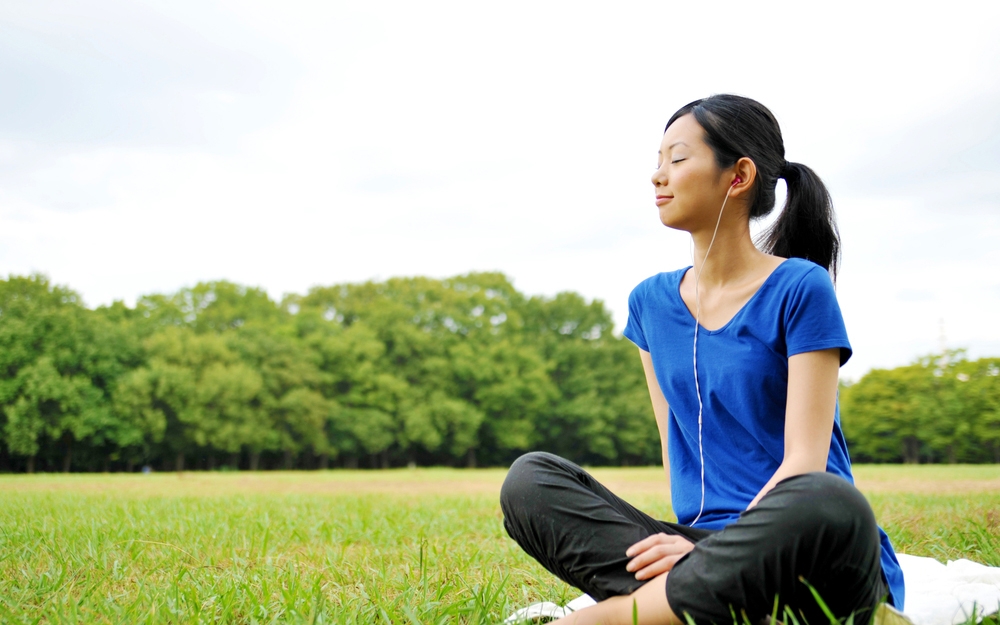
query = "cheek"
xmin=669 ymin=167 xmax=698 ymax=191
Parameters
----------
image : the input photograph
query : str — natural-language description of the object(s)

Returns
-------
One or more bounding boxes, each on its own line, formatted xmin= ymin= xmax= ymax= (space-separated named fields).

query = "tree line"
xmin=0 ymin=273 xmax=657 ymax=472
xmin=840 ymin=351 xmax=1000 ymax=464
xmin=1 ymin=273 xmax=996 ymax=473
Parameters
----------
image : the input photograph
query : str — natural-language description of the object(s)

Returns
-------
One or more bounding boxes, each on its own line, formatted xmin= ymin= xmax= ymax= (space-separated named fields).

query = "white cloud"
xmin=0 ymin=0 xmax=998 ymax=379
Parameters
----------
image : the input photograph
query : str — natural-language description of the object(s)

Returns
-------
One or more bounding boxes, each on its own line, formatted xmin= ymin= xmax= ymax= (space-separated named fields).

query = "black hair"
xmin=666 ymin=94 xmax=840 ymax=279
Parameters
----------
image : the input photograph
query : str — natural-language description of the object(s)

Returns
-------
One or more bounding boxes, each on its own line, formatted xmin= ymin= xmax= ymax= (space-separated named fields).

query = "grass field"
xmin=1 ymin=465 xmax=999 ymax=624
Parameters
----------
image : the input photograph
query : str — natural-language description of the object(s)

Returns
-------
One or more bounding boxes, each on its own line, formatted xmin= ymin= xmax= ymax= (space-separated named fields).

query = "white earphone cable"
xmin=689 ymin=183 xmax=735 ymax=527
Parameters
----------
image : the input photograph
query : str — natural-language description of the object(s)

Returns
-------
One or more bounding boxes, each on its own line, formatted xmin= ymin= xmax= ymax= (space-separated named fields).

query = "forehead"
xmin=660 ymin=113 xmax=706 ymax=151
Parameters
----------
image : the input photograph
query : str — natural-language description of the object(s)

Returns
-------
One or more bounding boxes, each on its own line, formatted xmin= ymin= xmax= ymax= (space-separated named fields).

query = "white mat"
xmin=503 ymin=554 xmax=1000 ymax=624
xmin=895 ymin=554 xmax=1000 ymax=625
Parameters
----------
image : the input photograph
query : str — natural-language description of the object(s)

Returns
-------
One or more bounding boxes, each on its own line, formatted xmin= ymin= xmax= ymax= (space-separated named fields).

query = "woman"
xmin=500 ymin=95 xmax=905 ymax=625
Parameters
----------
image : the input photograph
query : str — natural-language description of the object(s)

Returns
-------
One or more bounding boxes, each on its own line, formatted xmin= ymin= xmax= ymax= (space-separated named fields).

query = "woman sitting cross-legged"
xmin=500 ymin=94 xmax=905 ymax=625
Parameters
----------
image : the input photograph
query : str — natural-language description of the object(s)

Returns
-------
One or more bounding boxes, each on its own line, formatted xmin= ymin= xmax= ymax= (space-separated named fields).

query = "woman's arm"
xmin=746 ymin=347 xmax=841 ymax=510
xmin=558 ymin=573 xmax=679 ymax=625
xmin=626 ymin=350 xmax=696 ymax=582
xmin=639 ymin=349 xmax=671 ymax=477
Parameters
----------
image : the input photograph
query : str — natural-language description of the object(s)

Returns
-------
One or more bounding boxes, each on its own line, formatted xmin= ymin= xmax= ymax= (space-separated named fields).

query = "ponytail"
xmin=666 ymin=95 xmax=841 ymax=280
xmin=759 ymin=161 xmax=841 ymax=281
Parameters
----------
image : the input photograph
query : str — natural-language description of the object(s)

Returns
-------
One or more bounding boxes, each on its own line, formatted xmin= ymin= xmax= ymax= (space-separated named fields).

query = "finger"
xmin=627 ymin=539 xmax=696 ymax=572
xmin=626 ymin=544 xmax=662 ymax=571
xmin=635 ymin=555 xmax=680 ymax=580
xmin=626 ymin=544 xmax=676 ymax=572
xmin=625 ymin=533 xmax=670 ymax=557
xmin=629 ymin=534 xmax=692 ymax=555
xmin=631 ymin=537 xmax=691 ymax=564
xmin=625 ymin=534 xmax=662 ymax=557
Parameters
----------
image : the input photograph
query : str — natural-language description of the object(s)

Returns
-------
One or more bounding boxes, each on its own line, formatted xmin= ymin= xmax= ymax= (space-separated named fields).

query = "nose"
xmin=651 ymin=163 xmax=667 ymax=188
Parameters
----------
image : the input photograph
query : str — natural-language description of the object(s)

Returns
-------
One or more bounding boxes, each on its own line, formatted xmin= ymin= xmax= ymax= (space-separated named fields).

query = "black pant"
xmin=500 ymin=452 xmax=888 ymax=625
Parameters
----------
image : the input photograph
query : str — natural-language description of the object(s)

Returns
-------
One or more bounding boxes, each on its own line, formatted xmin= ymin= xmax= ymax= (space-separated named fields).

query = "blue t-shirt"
xmin=622 ymin=258 xmax=904 ymax=609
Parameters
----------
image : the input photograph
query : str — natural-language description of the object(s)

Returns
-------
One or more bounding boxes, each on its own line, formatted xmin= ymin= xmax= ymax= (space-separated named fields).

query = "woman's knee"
xmin=499 ymin=451 xmax=559 ymax=515
xmin=767 ymin=472 xmax=878 ymax=545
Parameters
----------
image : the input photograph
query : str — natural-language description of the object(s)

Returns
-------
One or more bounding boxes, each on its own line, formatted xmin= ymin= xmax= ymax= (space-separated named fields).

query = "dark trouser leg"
xmin=499 ymin=451 xmax=712 ymax=600
xmin=667 ymin=472 xmax=888 ymax=625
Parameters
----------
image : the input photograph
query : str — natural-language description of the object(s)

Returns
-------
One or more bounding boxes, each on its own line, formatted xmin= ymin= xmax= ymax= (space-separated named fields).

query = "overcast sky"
xmin=1 ymin=0 xmax=998 ymax=380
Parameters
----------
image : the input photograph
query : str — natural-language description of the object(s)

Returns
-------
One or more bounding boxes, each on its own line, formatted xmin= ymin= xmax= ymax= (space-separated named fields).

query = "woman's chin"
xmin=657 ymin=211 xmax=692 ymax=232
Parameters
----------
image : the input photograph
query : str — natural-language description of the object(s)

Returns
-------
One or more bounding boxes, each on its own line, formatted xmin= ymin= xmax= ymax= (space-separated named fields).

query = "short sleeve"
xmin=622 ymin=282 xmax=649 ymax=351
xmin=784 ymin=265 xmax=852 ymax=366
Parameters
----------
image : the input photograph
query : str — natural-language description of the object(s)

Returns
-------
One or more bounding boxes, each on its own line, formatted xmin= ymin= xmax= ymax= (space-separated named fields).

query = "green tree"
xmin=966 ymin=358 xmax=1000 ymax=462
xmin=225 ymin=325 xmax=326 ymax=468
xmin=136 ymin=281 xmax=284 ymax=333
xmin=114 ymin=327 xmax=267 ymax=471
xmin=841 ymin=351 xmax=998 ymax=464
xmin=517 ymin=291 xmax=656 ymax=465
xmin=0 ymin=275 xmax=130 ymax=472
xmin=453 ymin=339 xmax=556 ymax=465
xmin=842 ymin=362 xmax=935 ymax=463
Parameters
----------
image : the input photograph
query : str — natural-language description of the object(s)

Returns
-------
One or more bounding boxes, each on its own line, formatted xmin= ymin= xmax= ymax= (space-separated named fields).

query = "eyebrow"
xmin=658 ymin=141 xmax=688 ymax=155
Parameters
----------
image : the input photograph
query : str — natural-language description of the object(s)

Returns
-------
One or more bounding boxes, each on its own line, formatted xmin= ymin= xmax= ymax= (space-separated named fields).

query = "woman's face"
xmin=651 ymin=114 xmax=729 ymax=231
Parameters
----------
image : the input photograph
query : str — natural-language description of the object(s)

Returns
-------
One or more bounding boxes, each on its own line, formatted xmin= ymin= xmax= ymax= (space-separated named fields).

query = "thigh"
xmin=666 ymin=472 xmax=887 ymax=625
xmin=501 ymin=451 xmax=713 ymax=600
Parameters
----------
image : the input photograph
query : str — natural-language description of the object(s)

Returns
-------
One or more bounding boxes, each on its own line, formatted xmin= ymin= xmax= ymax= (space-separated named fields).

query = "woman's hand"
xmin=624 ymin=533 xmax=695 ymax=580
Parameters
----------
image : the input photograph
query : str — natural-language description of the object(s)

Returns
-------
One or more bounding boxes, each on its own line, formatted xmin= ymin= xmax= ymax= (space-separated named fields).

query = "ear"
xmin=729 ymin=157 xmax=757 ymax=196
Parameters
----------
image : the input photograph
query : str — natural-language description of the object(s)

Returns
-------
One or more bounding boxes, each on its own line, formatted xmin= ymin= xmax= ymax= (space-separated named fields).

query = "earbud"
xmin=732 ymin=177 xmax=742 ymax=186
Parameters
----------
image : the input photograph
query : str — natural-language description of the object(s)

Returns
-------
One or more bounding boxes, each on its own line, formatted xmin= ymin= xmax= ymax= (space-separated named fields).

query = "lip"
xmin=655 ymin=195 xmax=673 ymax=206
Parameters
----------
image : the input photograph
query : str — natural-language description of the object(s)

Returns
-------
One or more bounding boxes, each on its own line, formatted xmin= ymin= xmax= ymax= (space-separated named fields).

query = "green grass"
xmin=0 ymin=466 xmax=998 ymax=624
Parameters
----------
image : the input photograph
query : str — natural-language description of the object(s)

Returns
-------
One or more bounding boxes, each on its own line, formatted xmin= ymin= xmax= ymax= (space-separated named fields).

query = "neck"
xmin=690 ymin=215 xmax=763 ymax=288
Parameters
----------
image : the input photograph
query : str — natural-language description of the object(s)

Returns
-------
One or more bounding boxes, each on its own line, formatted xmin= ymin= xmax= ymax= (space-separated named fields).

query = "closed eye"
xmin=671 ymin=158 xmax=686 ymax=164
